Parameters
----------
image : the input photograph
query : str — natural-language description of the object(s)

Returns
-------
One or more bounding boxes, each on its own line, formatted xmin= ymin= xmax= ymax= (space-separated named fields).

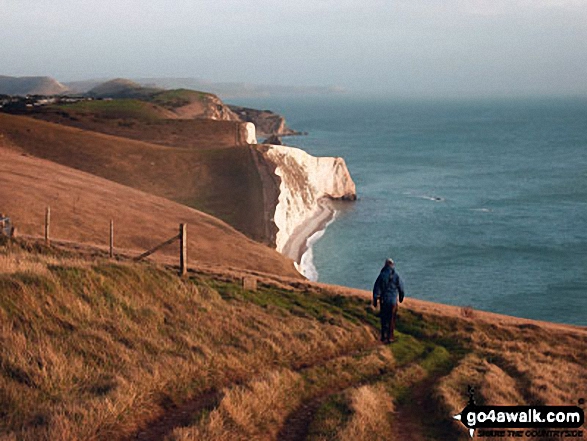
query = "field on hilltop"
xmin=0 ymin=239 xmax=585 ymax=441
xmin=0 ymin=113 xmax=270 ymax=242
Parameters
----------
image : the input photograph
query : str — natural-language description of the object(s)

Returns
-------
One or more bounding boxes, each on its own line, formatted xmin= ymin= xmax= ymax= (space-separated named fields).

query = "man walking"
xmin=373 ymin=258 xmax=405 ymax=343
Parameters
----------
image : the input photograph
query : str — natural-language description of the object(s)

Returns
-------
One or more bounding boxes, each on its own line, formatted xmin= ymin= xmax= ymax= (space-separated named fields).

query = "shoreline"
xmin=280 ymin=198 xmax=336 ymax=273
xmin=298 ymin=212 xmax=337 ymax=281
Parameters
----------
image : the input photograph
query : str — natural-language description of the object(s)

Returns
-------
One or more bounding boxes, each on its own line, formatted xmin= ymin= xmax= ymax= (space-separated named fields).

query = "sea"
xmin=232 ymin=96 xmax=587 ymax=326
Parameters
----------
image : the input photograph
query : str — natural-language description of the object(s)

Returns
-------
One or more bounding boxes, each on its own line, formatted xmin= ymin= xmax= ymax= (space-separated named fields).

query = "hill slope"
xmin=87 ymin=78 xmax=162 ymax=98
xmin=0 ymin=241 xmax=584 ymax=440
xmin=0 ymin=75 xmax=69 ymax=95
xmin=149 ymin=89 xmax=239 ymax=120
xmin=0 ymin=113 xmax=268 ymax=242
xmin=85 ymin=80 xmax=239 ymax=120
xmin=0 ymin=147 xmax=298 ymax=277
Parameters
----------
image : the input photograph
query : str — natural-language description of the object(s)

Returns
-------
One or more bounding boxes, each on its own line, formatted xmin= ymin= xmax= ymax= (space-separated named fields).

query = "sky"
xmin=1 ymin=0 xmax=586 ymax=97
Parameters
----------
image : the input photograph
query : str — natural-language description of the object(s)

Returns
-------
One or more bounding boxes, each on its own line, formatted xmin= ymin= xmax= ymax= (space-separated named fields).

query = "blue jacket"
xmin=373 ymin=266 xmax=405 ymax=306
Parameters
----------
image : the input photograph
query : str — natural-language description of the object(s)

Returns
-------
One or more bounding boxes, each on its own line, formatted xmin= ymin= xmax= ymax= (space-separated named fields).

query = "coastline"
xmin=298 ymin=210 xmax=337 ymax=281
xmin=280 ymin=197 xmax=336 ymax=278
xmin=253 ymin=142 xmax=356 ymax=281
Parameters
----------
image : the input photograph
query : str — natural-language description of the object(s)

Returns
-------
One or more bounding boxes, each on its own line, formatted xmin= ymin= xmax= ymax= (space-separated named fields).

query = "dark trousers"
xmin=380 ymin=302 xmax=398 ymax=341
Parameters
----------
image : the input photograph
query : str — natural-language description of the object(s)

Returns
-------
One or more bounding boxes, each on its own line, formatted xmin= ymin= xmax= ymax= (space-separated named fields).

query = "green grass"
xmin=207 ymin=277 xmax=380 ymax=327
xmin=306 ymin=394 xmax=352 ymax=439
xmin=420 ymin=345 xmax=452 ymax=374
xmin=390 ymin=333 xmax=426 ymax=365
xmin=149 ymin=89 xmax=210 ymax=109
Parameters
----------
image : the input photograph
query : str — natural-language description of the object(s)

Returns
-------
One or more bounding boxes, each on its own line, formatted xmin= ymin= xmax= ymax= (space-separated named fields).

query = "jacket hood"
xmin=381 ymin=266 xmax=394 ymax=277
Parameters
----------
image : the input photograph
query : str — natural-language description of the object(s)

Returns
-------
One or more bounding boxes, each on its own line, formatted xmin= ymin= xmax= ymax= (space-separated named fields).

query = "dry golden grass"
xmin=0 ymin=113 xmax=268 ymax=241
xmin=32 ymin=110 xmax=245 ymax=149
xmin=334 ymin=384 xmax=394 ymax=441
xmin=170 ymin=348 xmax=395 ymax=441
xmin=170 ymin=370 xmax=304 ymax=441
xmin=0 ymin=147 xmax=298 ymax=277
xmin=0 ymin=240 xmax=374 ymax=440
xmin=435 ymin=319 xmax=587 ymax=439
xmin=1 ymin=240 xmax=585 ymax=441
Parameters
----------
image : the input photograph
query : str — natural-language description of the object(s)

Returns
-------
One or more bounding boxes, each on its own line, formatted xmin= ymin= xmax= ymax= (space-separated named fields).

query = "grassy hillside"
xmin=81 ymin=80 xmax=238 ymax=120
xmin=0 ymin=239 xmax=585 ymax=441
xmin=52 ymin=99 xmax=176 ymax=121
xmin=0 ymin=147 xmax=295 ymax=278
xmin=32 ymin=109 xmax=244 ymax=150
xmin=0 ymin=113 xmax=268 ymax=243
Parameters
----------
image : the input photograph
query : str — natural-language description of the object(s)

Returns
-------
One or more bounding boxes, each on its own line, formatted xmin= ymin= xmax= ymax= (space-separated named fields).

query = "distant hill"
xmin=53 ymin=77 xmax=306 ymax=130
xmin=0 ymin=75 xmax=69 ymax=96
xmin=62 ymin=78 xmax=106 ymax=94
xmin=87 ymin=78 xmax=162 ymax=99
xmin=84 ymin=80 xmax=240 ymax=120
xmin=137 ymin=77 xmax=346 ymax=99
xmin=63 ymin=77 xmax=345 ymax=99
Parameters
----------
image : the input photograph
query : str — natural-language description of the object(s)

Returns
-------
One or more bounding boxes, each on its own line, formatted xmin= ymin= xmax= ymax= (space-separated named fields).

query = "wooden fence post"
xmin=179 ymin=223 xmax=187 ymax=276
xmin=45 ymin=206 xmax=50 ymax=246
xmin=109 ymin=219 xmax=114 ymax=258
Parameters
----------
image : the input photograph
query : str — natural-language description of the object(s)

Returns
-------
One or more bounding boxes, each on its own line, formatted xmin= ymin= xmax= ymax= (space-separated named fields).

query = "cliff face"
xmin=166 ymin=92 xmax=241 ymax=121
xmin=242 ymin=123 xmax=257 ymax=144
xmin=253 ymin=143 xmax=356 ymax=259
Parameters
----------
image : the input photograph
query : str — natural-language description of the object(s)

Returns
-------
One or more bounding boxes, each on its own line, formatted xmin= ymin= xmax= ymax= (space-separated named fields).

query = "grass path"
xmin=278 ymin=334 xmax=464 ymax=441
xmin=132 ymin=390 xmax=222 ymax=441
xmin=277 ymin=396 xmax=323 ymax=441
xmin=391 ymin=365 xmax=462 ymax=441
xmin=129 ymin=339 xmax=384 ymax=440
xmin=130 ymin=323 xmax=465 ymax=441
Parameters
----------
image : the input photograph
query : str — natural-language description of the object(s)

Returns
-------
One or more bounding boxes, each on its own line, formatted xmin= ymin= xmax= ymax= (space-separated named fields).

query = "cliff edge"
xmin=253 ymin=143 xmax=356 ymax=272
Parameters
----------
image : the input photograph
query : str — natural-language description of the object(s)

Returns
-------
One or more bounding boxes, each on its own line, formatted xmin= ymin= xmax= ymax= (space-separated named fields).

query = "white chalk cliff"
xmin=253 ymin=143 xmax=356 ymax=262
xmin=244 ymin=122 xmax=257 ymax=145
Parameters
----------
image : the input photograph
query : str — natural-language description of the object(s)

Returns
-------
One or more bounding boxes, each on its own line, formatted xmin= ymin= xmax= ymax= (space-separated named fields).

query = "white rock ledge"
xmin=262 ymin=144 xmax=356 ymax=263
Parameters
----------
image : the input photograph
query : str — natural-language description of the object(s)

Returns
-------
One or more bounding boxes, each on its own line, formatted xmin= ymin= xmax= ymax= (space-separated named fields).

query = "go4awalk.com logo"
xmin=453 ymin=387 xmax=585 ymax=438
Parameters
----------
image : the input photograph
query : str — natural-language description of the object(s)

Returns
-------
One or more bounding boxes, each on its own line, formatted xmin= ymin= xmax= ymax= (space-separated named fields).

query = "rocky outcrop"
xmin=160 ymin=90 xmax=241 ymax=121
xmin=253 ymin=143 xmax=356 ymax=261
xmin=262 ymin=134 xmax=283 ymax=145
xmin=229 ymin=106 xmax=303 ymax=137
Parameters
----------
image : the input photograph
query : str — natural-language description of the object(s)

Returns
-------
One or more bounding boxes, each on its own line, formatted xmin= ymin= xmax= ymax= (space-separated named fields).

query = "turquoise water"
xmin=234 ymin=96 xmax=587 ymax=325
